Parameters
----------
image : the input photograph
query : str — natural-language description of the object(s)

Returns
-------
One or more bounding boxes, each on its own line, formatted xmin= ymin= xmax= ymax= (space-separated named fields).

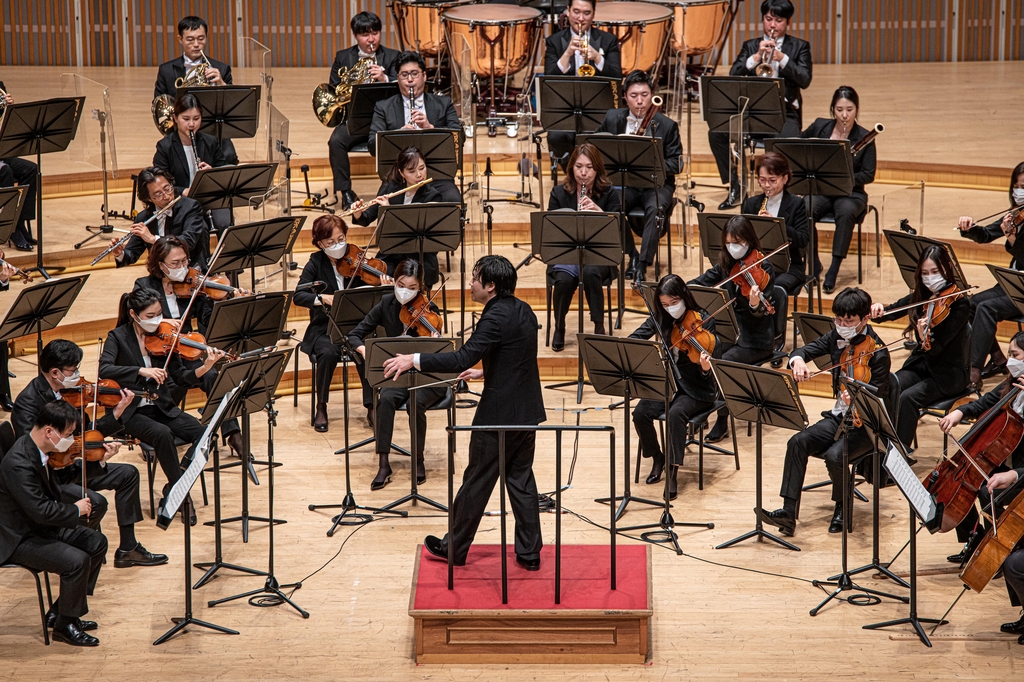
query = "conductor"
xmin=382 ymin=255 xmax=546 ymax=570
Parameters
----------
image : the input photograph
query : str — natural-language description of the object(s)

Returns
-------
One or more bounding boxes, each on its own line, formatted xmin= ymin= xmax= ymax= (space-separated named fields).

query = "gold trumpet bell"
xmin=151 ymin=94 xmax=176 ymax=134
xmin=312 ymin=83 xmax=346 ymax=128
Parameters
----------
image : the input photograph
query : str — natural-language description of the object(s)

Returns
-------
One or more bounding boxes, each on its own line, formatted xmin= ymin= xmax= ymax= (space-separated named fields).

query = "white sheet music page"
xmin=884 ymin=443 xmax=937 ymax=523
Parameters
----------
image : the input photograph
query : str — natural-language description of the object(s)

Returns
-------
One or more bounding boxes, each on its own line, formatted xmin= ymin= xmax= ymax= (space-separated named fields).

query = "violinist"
xmin=348 ymin=259 xmax=444 ymax=490
xmin=629 ymin=275 xmax=720 ymax=499
xmin=690 ymin=215 xmax=777 ymax=443
xmin=547 ymin=142 xmax=619 ymax=351
xmin=801 ymin=86 xmax=877 ymax=293
xmin=108 ymin=166 xmax=210 ymax=270
xmin=759 ymin=288 xmax=891 ymax=536
xmin=100 ymin=288 xmax=224 ymax=517
xmin=871 ymin=245 xmax=970 ymax=450
xmin=11 ymin=339 xmax=167 ymax=568
xmin=958 ymin=161 xmax=1024 ymax=389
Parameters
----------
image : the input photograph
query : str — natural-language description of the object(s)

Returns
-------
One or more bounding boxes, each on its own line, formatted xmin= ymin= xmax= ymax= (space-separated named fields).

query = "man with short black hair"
xmin=154 ymin=15 xmax=231 ymax=99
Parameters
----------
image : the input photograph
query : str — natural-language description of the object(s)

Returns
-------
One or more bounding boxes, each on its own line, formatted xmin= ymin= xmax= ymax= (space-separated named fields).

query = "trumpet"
xmin=337 ymin=177 xmax=434 ymax=218
xmin=755 ymin=28 xmax=779 ymax=78
xmin=851 ymin=123 xmax=884 ymax=157
xmin=577 ymin=23 xmax=595 ymax=77
xmin=91 ymin=196 xmax=181 ymax=266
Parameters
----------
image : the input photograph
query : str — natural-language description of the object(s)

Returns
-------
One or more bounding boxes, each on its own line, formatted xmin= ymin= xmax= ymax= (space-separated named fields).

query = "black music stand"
xmin=990 ymin=265 xmax=1024 ymax=319
xmin=180 ymin=85 xmax=262 ymax=141
xmin=712 ymin=359 xmax=807 ymax=551
xmin=154 ymin=383 xmax=242 ymax=645
xmin=537 ymin=75 xmax=619 ymax=134
xmin=687 ymin=285 xmax=739 ymax=345
xmin=348 ymin=83 xmax=401 ymax=138
xmin=365 ymin=336 xmax=460 ymax=513
xmin=0 ymin=97 xmax=85 ymax=279
xmin=374 ymin=129 xmax=461 ymax=180
xmin=0 ymin=186 xmax=28 ymax=244
xmin=532 ymin=210 xmax=621 ymax=403
xmin=698 ymin=212 xmax=789 ymax=275
xmin=210 ymin=216 xmax=305 ymax=292
xmin=792 ymin=311 xmax=834 ymax=368
xmin=186 ymin=162 xmax=278 ymax=236
xmin=376 ymin=202 xmax=462 ymax=280
xmin=885 ymin=230 xmax=970 ymax=291
xmin=0 ymin=274 xmax=88 ymax=358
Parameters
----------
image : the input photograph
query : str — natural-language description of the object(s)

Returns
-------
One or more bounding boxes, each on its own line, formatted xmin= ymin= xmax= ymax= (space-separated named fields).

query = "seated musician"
xmin=801 ymin=85 xmax=878 ymax=293
xmin=108 ymin=166 xmax=209 ymax=271
xmin=547 ymin=142 xmax=619 ymax=351
xmin=939 ymin=332 xmax=1024 ymax=565
xmin=348 ymin=259 xmax=444 ymax=490
xmin=630 ymin=275 xmax=720 ymax=500
xmin=870 ymin=245 xmax=970 ymax=451
xmin=596 ymin=70 xmax=680 ymax=283
xmin=0 ymin=82 xmax=39 ymax=251
xmin=958 ymin=161 xmax=1024 ymax=389
xmin=351 ymin=145 xmax=459 ymax=288
xmin=154 ymin=15 xmax=230 ymax=97
xmin=154 ymin=93 xmax=238 ymax=234
xmin=759 ymin=288 xmax=891 ymax=536
xmin=976 ymin=467 xmax=1024 ymax=641
xmin=100 ymin=288 xmax=224 ymax=517
xmin=328 ymin=11 xmax=400 ymax=209
xmin=710 ymin=0 xmax=812 ymax=209
xmin=543 ymin=0 xmax=622 ymax=167
xmin=690 ymin=216 xmax=777 ymax=443
xmin=11 ymin=339 xmax=167 ymax=568
xmin=741 ymin=151 xmax=811 ymax=296
xmin=0 ymin=401 xmax=108 ymax=646
xmin=294 ymin=215 xmax=387 ymax=433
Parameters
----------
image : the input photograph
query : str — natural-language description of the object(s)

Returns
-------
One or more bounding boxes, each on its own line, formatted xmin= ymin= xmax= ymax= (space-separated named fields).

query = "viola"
xmin=924 ymin=377 xmax=1024 ymax=533
xmin=728 ymin=249 xmax=775 ymax=314
xmin=171 ymin=267 xmax=249 ymax=301
xmin=47 ymin=430 xmax=141 ymax=469
xmin=961 ymin=485 xmax=1024 ymax=593
xmin=838 ymin=334 xmax=876 ymax=428
xmin=669 ymin=309 xmax=716 ymax=365
xmin=335 ymin=243 xmax=389 ymax=286
xmin=61 ymin=377 xmax=157 ymax=408
xmin=919 ymin=283 xmax=964 ymax=351
xmin=400 ymin=291 xmax=444 ymax=337
xmin=144 ymin=321 xmax=237 ymax=362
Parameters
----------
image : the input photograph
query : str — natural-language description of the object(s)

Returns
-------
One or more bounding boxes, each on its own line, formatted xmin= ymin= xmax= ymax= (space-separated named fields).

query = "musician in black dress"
xmin=630 ymin=275 xmax=721 ymax=499
xmin=760 ymin=288 xmax=891 ymax=536
xmin=871 ymin=245 xmax=970 ymax=450
xmin=348 ymin=259 xmax=444 ymax=490
xmin=327 ymin=11 xmax=400 ymax=208
xmin=690 ymin=216 xmax=777 ymax=442
xmin=0 ymin=82 xmax=38 ymax=251
xmin=958 ymin=161 xmax=1024 ymax=388
xmin=740 ymin=151 xmax=811 ymax=295
xmin=547 ymin=142 xmax=619 ymax=351
xmin=710 ymin=0 xmax=812 ymax=209
xmin=801 ymin=86 xmax=878 ymax=293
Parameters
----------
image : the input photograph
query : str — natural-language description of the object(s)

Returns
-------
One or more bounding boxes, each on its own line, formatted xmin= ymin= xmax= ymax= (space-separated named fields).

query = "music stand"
xmin=180 ymin=85 xmax=262 ymax=141
xmin=531 ymin=210 xmax=621 ymax=403
xmin=711 ymin=359 xmax=807 ymax=551
xmin=885 ymin=230 xmax=970 ymax=292
xmin=792 ymin=312 xmax=834 ymax=368
xmin=365 ymin=336 xmax=460 ymax=513
xmin=0 ymin=97 xmax=85 ymax=279
xmin=210 ymin=215 xmax=304 ymax=292
xmin=687 ymin=285 xmax=739 ymax=345
xmin=376 ymin=203 xmax=462 ymax=282
xmin=698 ymin=212 xmax=789 ymax=275
xmin=0 ymin=274 xmax=88 ymax=357
xmin=348 ymin=83 xmax=401 ymax=138
xmin=374 ymin=129 xmax=461 ymax=180
xmin=186 ymin=163 xmax=278 ymax=240
xmin=990 ymin=265 xmax=1024 ymax=319
xmin=0 ymin=186 xmax=28 ymax=244
xmin=153 ymin=383 xmax=242 ymax=645
xmin=537 ymin=76 xmax=619 ymax=134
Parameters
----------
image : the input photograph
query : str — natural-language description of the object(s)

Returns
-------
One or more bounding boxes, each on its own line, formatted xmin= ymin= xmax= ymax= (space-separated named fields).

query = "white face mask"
xmin=49 ymin=430 xmax=75 ymax=453
xmin=921 ymin=273 xmax=947 ymax=293
xmin=1008 ymin=357 xmax=1024 ymax=378
xmin=1013 ymin=188 xmax=1024 ymax=206
xmin=323 ymin=242 xmax=347 ymax=259
xmin=835 ymin=324 xmax=860 ymax=341
xmin=726 ymin=242 xmax=749 ymax=260
xmin=165 ymin=266 xmax=189 ymax=282
xmin=665 ymin=301 xmax=686 ymax=319
xmin=135 ymin=314 xmax=163 ymax=333
xmin=56 ymin=369 xmax=81 ymax=389
xmin=394 ymin=286 xmax=417 ymax=304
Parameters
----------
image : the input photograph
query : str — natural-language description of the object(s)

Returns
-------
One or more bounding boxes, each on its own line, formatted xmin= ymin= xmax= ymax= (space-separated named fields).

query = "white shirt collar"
xmin=184 ymin=54 xmax=201 ymax=68
xmin=38 ymin=445 xmax=49 ymax=468
xmin=765 ymin=192 xmax=783 ymax=216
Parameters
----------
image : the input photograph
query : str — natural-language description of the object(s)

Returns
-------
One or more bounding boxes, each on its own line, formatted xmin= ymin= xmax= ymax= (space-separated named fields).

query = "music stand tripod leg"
xmin=595 ymin=390 xmax=666 ymax=519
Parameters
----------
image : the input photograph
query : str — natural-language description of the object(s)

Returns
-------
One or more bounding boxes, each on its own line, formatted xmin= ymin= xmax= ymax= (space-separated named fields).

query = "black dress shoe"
xmin=46 ymin=612 xmax=97 ymax=631
xmin=828 ymin=505 xmax=845 ymax=534
xmin=625 ymin=255 xmax=639 ymax=279
xmin=594 ymin=320 xmax=606 ymax=336
xmin=11 ymin=237 xmax=32 ymax=252
xmin=758 ymin=507 xmax=796 ymax=536
xmin=114 ymin=543 xmax=168 ymax=568
xmin=822 ymin=281 xmax=835 ymax=295
xmin=704 ymin=420 xmax=728 ymax=444
xmin=0 ymin=394 xmax=12 ymax=412
xmin=947 ymin=529 xmax=982 ymax=564
xmin=551 ymin=328 xmax=565 ymax=352
xmin=416 ymin=458 xmax=427 ymax=485
xmin=52 ymin=621 xmax=99 ymax=646
xmin=371 ymin=454 xmax=392 ymax=491
xmin=341 ymin=189 xmax=360 ymax=210
xmin=717 ymin=185 xmax=741 ymax=210
xmin=314 ymin=402 xmax=329 ymax=432
xmin=516 ymin=555 xmax=541 ymax=571
xmin=1001 ymin=614 xmax=1024 ymax=634
xmin=423 ymin=535 xmax=465 ymax=566
xmin=667 ymin=466 xmax=678 ymax=500
xmin=645 ymin=454 xmax=664 ymax=485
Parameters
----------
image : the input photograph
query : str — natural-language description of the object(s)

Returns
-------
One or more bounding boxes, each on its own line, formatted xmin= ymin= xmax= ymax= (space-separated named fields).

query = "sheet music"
xmin=884 ymin=443 xmax=936 ymax=523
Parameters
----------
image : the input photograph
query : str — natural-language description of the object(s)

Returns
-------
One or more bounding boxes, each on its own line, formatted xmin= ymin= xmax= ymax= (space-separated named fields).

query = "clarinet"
xmin=408 ymin=84 xmax=419 ymax=130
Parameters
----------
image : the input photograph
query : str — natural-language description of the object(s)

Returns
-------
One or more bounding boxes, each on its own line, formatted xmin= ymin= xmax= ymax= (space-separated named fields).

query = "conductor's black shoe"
xmin=717 ymin=185 xmax=741 ymax=210
xmin=1001 ymin=614 xmax=1024 ymax=634
xmin=424 ymin=535 xmax=465 ymax=566
xmin=314 ymin=402 xmax=329 ymax=432
xmin=828 ymin=505 xmax=845 ymax=534
xmin=52 ymin=621 xmax=99 ymax=647
xmin=645 ymin=453 xmax=664 ymax=485
xmin=114 ymin=543 xmax=168 ymax=568
xmin=551 ymin=328 xmax=565 ymax=352
xmin=516 ymin=555 xmax=541 ymax=571
xmin=0 ymin=394 xmax=12 ymax=412
xmin=341 ymin=190 xmax=360 ymax=210
xmin=758 ymin=507 xmax=796 ymax=536
xmin=704 ymin=420 xmax=728 ymax=443
xmin=46 ymin=611 xmax=97 ymax=631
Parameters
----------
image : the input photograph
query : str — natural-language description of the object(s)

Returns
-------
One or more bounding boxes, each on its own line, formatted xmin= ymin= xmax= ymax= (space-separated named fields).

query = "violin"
xmin=335 ymin=243 xmax=389 ymax=286
xmin=837 ymin=334 xmax=876 ymax=428
xmin=919 ymin=283 xmax=964 ymax=351
xmin=400 ymin=290 xmax=443 ymax=337
xmin=171 ymin=267 xmax=249 ymax=301
xmin=144 ymin=321 xmax=237 ymax=362
xmin=961 ymin=484 xmax=1024 ymax=593
xmin=924 ymin=377 xmax=1024 ymax=533
xmin=47 ymin=430 xmax=141 ymax=469
xmin=728 ymin=249 xmax=775 ymax=314
xmin=61 ymin=377 xmax=157 ymax=408
xmin=669 ymin=309 xmax=716 ymax=365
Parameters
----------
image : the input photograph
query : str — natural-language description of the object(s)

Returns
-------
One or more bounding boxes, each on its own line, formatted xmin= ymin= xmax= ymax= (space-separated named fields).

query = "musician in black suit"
xmin=328 ymin=12 xmax=401 ymax=209
xmin=595 ymin=70 xmax=681 ymax=281
xmin=0 ymin=400 xmax=107 ymax=646
xmin=543 ymin=0 xmax=623 ymax=166
xmin=710 ymin=0 xmax=813 ymax=209
xmin=153 ymin=16 xmax=230 ymax=99
xmin=546 ymin=142 xmax=619 ymax=351
xmin=383 ymin=255 xmax=546 ymax=570
xmin=0 ymin=82 xmax=39 ymax=251
xmin=108 ymin=166 xmax=210 ymax=271
xmin=348 ymin=259 xmax=444 ymax=490
xmin=801 ymin=86 xmax=878 ymax=293
xmin=740 ymin=151 xmax=811 ymax=294
xmin=293 ymin=214 xmax=382 ymax=432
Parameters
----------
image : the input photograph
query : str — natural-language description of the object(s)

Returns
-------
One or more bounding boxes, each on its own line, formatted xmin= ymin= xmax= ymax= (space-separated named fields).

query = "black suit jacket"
xmin=729 ymin=35 xmax=812 ymax=125
xmin=154 ymin=131 xmax=237 ymax=195
xmin=544 ymin=27 xmax=622 ymax=79
xmin=959 ymin=209 xmax=1024 ymax=269
xmin=877 ymin=295 xmax=970 ymax=390
xmin=690 ymin=261 xmax=777 ymax=352
xmin=347 ymin=293 xmax=439 ymax=349
xmin=791 ymin=325 xmax=892 ymax=412
xmin=741 ymin=191 xmax=810 ymax=277
xmin=419 ymin=296 xmax=546 ymax=426
xmin=329 ymin=45 xmax=401 ymax=87
xmin=117 ymin=195 xmax=209 ymax=271
xmin=800 ymin=118 xmax=876 ymax=198
xmin=629 ymin=313 xmax=722 ymax=404
xmin=0 ymin=434 xmax=82 ymax=565
xmin=595 ymin=108 xmax=682 ymax=185
xmin=154 ymin=55 xmax=233 ymax=99
xmin=132 ymin=274 xmax=212 ymax=334
xmin=293 ymin=250 xmax=369 ymax=349
xmin=368 ymin=93 xmax=461 ymax=156
xmin=99 ymin=324 xmax=201 ymax=422
xmin=12 ymin=376 xmax=123 ymax=440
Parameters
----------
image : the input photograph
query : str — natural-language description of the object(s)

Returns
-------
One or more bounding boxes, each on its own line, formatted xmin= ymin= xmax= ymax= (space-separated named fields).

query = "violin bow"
xmin=714 ymin=242 xmax=791 ymax=289
xmin=875 ymin=286 xmax=978 ymax=319
xmin=400 ymin=274 xmax=448 ymax=336
xmin=161 ymin=234 xmax=230 ymax=370
xmin=805 ymin=337 xmax=906 ymax=380
xmin=937 ymin=421 xmax=1000 ymax=539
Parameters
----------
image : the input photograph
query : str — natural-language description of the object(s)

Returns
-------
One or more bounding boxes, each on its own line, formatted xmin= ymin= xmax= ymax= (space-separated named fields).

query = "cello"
xmin=961 ymin=484 xmax=1024 ymax=593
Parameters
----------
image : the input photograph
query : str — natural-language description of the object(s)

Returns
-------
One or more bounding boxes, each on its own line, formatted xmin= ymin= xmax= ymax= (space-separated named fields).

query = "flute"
xmin=91 ymin=195 xmax=182 ymax=266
